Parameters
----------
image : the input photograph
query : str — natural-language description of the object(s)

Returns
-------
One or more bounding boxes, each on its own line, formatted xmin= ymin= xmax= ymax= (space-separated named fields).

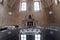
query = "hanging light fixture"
xmin=49 ymin=11 xmax=53 ymax=14
xmin=8 ymin=12 xmax=12 ymax=15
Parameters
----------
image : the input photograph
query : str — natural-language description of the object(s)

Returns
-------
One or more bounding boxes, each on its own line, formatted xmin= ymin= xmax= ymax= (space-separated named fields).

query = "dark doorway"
xmin=27 ymin=35 xmax=35 ymax=40
xmin=27 ymin=21 xmax=33 ymax=26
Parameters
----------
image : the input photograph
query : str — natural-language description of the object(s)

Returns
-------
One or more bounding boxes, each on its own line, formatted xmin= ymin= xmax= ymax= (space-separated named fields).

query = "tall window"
xmin=19 ymin=2 xmax=27 ymax=11
xmin=21 ymin=34 xmax=26 ymax=40
xmin=34 ymin=2 xmax=40 ymax=11
xmin=35 ymin=34 xmax=41 ymax=40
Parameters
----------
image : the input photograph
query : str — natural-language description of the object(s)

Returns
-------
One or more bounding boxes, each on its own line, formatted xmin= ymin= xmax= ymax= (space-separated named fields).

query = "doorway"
xmin=20 ymin=34 xmax=41 ymax=40
xmin=27 ymin=21 xmax=33 ymax=26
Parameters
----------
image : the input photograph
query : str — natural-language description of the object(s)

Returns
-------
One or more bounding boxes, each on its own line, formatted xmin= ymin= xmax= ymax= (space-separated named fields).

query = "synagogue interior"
xmin=0 ymin=0 xmax=60 ymax=40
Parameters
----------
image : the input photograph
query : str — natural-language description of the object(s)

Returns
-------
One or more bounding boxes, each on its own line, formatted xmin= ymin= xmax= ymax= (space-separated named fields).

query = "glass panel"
xmin=34 ymin=2 xmax=40 ymax=10
xmin=21 ymin=2 xmax=26 ymax=11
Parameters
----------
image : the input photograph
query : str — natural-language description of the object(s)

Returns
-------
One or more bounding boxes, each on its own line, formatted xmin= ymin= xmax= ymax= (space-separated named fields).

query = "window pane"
xmin=21 ymin=2 xmax=26 ymax=11
xmin=34 ymin=2 xmax=40 ymax=10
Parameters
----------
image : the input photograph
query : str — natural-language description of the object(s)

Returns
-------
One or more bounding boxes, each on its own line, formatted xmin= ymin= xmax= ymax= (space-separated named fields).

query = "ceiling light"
xmin=8 ymin=12 xmax=12 ymax=15
xmin=49 ymin=11 xmax=53 ymax=14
